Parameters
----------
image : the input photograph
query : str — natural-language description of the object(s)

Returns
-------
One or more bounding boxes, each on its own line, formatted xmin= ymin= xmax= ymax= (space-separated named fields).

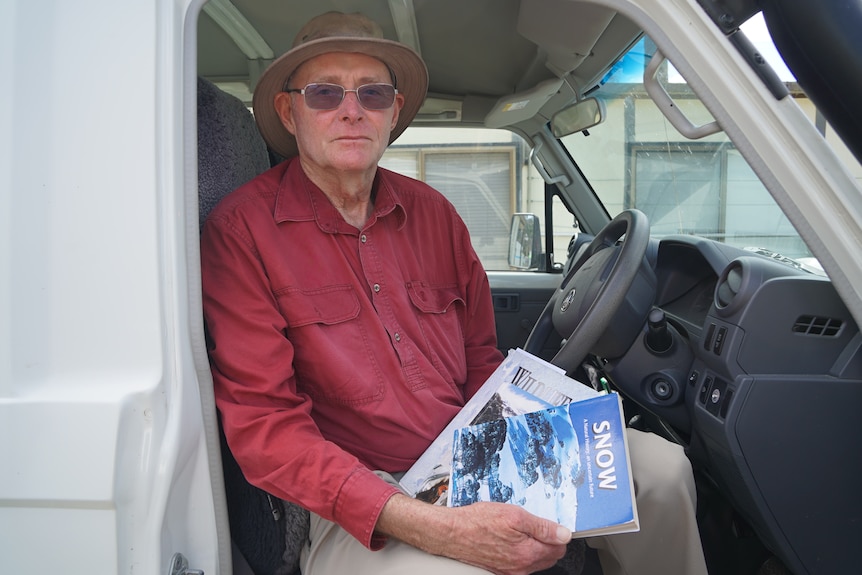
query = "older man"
xmin=201 ymin=11 xmax=707 ymax=575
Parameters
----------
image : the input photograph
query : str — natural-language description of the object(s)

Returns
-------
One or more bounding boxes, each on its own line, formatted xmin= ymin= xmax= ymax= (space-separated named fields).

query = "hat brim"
xmin=253 ymin=37 xmax=429 ymax=159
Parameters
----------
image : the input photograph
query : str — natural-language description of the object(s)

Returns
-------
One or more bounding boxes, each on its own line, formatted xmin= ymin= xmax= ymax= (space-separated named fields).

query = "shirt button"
xmin=360 ymin=234 xmax=367 ymax=243
xmin=373 ymin=283 xmax=381 ymax=292
xmin=394 ymin=332 xmax=401 ymax=342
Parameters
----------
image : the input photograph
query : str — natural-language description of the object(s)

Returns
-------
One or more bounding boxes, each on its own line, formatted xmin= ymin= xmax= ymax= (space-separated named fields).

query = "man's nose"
xmin=339 ymin=90 xmax=365 ymax=114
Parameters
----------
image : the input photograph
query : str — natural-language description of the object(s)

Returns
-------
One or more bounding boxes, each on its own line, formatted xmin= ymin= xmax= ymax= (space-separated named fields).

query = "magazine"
xmin=400 ymin=348 xmax=599 ymax=505
xmin=448 ymin=393 xmax=639 ymax=537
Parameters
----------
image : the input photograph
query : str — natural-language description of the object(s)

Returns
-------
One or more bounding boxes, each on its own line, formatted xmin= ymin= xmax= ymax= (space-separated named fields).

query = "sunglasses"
xmin=284 ymin=83 xmax=398 ymax=111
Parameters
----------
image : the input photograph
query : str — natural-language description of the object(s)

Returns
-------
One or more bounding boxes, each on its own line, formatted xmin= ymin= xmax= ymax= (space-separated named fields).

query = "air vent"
xmin=792 ymin=315 xmax=843 ymax=337
xmin=715 ymin=264 xmax=743 ymax=309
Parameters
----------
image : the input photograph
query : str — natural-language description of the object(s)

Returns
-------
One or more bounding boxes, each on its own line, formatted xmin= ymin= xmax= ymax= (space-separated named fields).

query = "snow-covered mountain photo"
xmin=449 ymin=394 xmax=638 ymax=536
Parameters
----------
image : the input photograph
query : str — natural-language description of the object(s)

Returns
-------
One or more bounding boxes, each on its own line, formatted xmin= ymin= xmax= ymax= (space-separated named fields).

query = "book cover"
xmin=448 ymin=393 xmax=639 ymax=537
xmin=400 ymin=348 xmax=598 ymax=505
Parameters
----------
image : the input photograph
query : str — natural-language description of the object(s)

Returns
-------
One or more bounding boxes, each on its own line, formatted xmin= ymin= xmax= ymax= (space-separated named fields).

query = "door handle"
xmin=493 ymin=293 xmax=520 ymax=312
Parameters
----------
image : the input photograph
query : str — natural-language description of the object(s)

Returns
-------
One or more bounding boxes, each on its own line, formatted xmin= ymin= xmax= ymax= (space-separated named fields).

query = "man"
xmin=201 ymin=11 xmax=707 ymax=575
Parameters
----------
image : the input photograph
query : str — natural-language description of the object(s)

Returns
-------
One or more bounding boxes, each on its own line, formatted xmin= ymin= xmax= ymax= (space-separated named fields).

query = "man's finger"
xmin=528 ymin=518 xmax=572 ymax=545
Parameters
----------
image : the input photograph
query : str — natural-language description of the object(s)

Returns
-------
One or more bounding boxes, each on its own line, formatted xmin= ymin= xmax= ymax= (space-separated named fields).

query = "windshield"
xmin=558 ymin=26 xmax=832 ymax=271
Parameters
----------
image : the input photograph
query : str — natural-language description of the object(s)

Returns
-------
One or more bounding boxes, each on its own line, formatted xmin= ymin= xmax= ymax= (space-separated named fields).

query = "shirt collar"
xmin=273 ymin=157 xmax=407 ymax=233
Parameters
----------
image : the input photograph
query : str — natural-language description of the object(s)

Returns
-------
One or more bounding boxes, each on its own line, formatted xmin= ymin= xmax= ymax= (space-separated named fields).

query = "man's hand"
xmin=375 ymin=493 xmax=572 ymax=575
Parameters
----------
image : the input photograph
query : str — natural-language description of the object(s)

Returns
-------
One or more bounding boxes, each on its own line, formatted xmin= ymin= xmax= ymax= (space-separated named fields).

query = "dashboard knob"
xmin=646 ymin=308 xmax=674 ymax=354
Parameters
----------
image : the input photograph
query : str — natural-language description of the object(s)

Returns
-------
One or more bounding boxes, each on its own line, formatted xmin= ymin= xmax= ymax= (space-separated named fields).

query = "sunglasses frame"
xmin=284 ymin=82 xmax=398 ymax=111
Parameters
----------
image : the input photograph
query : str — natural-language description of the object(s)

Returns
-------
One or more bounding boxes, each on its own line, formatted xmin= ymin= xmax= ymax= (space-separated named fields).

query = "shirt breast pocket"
xmin=406 ymin=282 xmax=467 ymax=384
xmin=276 ymin=284 xmax=384 ymax=405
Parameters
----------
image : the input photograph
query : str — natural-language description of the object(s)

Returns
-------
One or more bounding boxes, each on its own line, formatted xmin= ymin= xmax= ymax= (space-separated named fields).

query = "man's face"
xmin=275 ymin=52 xmax=405 ymax=176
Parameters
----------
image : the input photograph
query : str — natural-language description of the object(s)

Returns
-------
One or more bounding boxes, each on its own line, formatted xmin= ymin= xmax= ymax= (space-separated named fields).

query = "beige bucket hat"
xmin=252 ymin=11 xmax=429 ymax=159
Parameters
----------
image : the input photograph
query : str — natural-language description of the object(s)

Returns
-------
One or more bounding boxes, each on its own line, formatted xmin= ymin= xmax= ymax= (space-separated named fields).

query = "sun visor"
xmin=484 ymin=78 xmax=563 ymax=129
xmin=517 ymin=0 xmax=616 ymax=77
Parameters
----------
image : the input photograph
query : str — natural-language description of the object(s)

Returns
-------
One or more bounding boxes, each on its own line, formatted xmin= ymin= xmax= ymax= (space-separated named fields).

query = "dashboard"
xmin=601 ymin=234 xmax=862 ymax=575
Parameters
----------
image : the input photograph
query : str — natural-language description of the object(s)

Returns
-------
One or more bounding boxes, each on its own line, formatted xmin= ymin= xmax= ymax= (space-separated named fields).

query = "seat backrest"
xmin=197 ymin=77 xmax=309 ymax=575
xmin=197 ymin=76 xmax=271 ymax=228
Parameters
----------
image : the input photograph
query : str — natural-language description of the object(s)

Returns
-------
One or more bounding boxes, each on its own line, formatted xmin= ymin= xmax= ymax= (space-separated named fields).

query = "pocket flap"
xmin=406 ymin=282 xmax=463 ymax=314
xmin=277 ymin=285 xmax=360 ymax=328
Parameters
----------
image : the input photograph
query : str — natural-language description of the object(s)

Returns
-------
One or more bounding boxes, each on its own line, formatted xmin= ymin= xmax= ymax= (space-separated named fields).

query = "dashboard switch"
xmin=713 ymin=326 xmax=727 ymax=355
xmin=699 ymin=376 xmax=713 ymax=404
xmin=704 ymin=323 xmax=716 ymax=350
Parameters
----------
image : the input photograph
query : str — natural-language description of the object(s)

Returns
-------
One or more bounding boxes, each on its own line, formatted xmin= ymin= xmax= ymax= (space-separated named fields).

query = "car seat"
xmin=197 ymin=76 xmax=309 ymax=575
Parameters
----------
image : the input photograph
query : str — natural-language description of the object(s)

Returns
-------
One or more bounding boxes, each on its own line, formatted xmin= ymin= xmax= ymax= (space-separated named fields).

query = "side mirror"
xmin=550 ymin=97 xmax=606 ymax=138
xmin=508 ymin=213 xmax=542 ymax=270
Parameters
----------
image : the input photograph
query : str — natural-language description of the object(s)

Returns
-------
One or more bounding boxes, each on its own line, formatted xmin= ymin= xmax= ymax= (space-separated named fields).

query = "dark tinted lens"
xmin=303 ymin=84 xmax=345 ymax=109
xmin=356 ymin=84 xmax=396 ymax=109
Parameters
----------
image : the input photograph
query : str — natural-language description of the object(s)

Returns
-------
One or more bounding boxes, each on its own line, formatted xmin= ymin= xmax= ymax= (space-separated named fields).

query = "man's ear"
xmin=274 ymin=92 xmax=297 ymax=135
xmin=390 ymin=93 xmax=405 ymax=132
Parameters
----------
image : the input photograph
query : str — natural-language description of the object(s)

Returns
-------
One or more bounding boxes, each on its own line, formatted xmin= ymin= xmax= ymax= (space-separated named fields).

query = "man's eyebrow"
xmin=309 ymin=75 xmax=390 ymax=85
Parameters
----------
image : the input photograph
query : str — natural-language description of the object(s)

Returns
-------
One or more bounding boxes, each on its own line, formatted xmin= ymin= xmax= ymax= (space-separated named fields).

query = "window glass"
xmin=423 ymin=150 xmax=514 ymax=269
xmin=558 ymin=32 xmax=833 ymax=270
xmin=381 ymin=128 xmax=565 ymax=271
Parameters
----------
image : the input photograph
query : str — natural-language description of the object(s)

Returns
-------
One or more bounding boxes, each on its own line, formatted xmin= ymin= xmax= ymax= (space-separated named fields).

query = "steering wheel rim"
xmin=524 ymin=209 xmax=650 ymax=374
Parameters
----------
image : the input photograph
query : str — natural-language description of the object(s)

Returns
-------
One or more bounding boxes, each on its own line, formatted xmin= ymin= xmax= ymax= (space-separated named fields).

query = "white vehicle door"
xmin=0 ymin=1 xmax=227 ymax=574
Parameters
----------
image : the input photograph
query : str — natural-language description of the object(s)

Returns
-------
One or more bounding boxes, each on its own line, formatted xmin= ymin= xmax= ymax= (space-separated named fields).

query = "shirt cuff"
xmin=334 ymin=467 xmax=402 ymax=549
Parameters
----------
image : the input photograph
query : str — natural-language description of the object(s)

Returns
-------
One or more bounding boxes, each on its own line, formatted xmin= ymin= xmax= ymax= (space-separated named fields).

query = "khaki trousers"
xmin=300 ymin=429 xmax=708 ymax=575
xmin=584 ymin=429 xmax=708 ymax=575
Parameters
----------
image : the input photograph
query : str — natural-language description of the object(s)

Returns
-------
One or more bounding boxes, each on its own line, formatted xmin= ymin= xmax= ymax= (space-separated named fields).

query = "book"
xmin=400 ymin=348 xmax=600 ymax=505
xmin=449 ymin=393 xmax=639 ymax=537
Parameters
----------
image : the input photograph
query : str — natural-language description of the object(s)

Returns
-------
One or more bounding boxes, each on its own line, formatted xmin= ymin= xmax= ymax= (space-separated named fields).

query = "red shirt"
xmin=201 ymin=158 xmax=503 ymax=548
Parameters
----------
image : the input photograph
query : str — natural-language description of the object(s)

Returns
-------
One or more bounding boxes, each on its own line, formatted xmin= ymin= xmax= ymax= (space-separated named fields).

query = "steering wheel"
xmin=524 ymin=209 xmax=651 ymax=374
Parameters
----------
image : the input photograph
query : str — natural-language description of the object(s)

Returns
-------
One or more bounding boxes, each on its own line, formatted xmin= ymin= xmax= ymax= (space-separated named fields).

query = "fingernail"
xmin=557 ymin=525 xmax=572 ymax=542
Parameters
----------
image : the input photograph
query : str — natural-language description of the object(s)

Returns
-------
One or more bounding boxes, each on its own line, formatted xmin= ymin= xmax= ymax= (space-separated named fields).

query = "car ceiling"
xmin=197 ymin=0 xmax=642 ymax=134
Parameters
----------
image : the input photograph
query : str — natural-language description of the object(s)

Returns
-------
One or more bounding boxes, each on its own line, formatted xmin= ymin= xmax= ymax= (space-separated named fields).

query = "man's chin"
xmin=329 ymin=145 xmax=385 ymax=169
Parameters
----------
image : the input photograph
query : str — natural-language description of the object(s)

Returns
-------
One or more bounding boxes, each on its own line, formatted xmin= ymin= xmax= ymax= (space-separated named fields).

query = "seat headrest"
xmin=197 ymin=77 xmax=271 ymax=228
